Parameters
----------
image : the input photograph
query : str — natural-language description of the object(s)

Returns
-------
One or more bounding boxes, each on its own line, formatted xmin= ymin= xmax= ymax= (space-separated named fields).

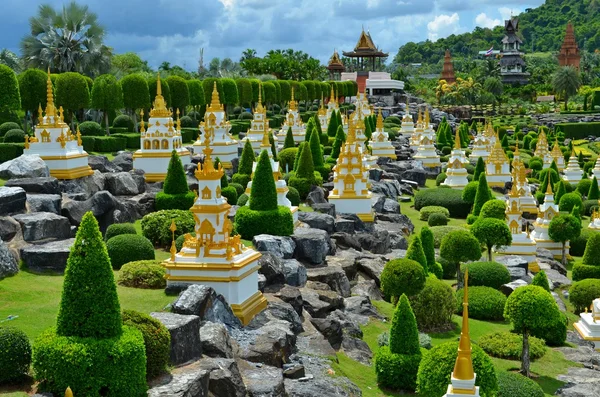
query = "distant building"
xmin=500 ymin=18 xmax=529 ymax=84
xmin=440 ymin=49 xmax=456 ymax=84
xmin=342 ymin=29 xmax=388 ymax=93
xmin=558 ymin=22 xmax=581 ymax=70
xmin=327 ymin=50 xmax=345 ymax=81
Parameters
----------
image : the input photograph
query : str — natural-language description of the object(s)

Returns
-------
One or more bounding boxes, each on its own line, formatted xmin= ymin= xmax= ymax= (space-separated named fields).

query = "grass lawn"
xmin=0 ymin=179 xmax=6 ymax=186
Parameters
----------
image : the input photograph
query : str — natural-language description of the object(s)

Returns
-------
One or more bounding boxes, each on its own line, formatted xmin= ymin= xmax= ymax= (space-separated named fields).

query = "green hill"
xmin=394 ymin=0 xmax=600 ymax=65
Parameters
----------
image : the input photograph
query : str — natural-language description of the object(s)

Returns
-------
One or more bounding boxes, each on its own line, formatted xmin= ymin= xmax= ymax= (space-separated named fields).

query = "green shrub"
xmin=478 ymin=331 xmax=546 ymax=361
xmin=112 ymin=133 xmax=141 ymax=149
xmin=375 ymin=347 xmax=420 ymax=391
xmin=234 ymin=206 xmax=294 ymax=239
xmin=288 ymin=176 xmax=313 ymax=200
xmin=141 ymin=210 xmax=195 ymax=247
xmin=113 ymin=114 xmax=134 ymax=131
xmin=421 ymin=227 xmax=436 ymax=274
xmin=0 ymin=327 xmax=32 ymax=383
xmin=0 ymin=122 xmax=21 ymax=137
xmin=430 ymin=225 xmax=465 ymax=248
xmin=496 ymin=371 xmax=545 ymax=397
xmin=381 ymin=259 xmax=426 ymax=301
xmin=462 ymin=181 xmax=479 ymax=204
xmin=435 ymin=172 xmax=446 ymax=186
xmin=532 ymin=311 xmax=567 ymax=346
xmin=155 ymin=191 xmax=196 ymax=211
xmin=414 ymin=188 xmax=471 ymax=218
xmin=92 ymin=136 xmax=127 ymax=152
xmin=460 ymin=261 xmax=511 ymax=290
xmin=532 ymin=270 xmax=551 ymax=292
xmin=417 ymin=341 xmax=498 ymax=397
xmin=410 ymin=277 xmax=455 ymax=331
xmin=570 ymin=279 xmax=600 ymax=313
xmin=232 ymin=173 xmax=251 ymax=189
xmin=419 ymin=206 xmax=450 ymax=221
xmin=118 ymin=260 xmax=166 ymax=289
xmin=559 ymin=192 xmax=583 ymax=214
xmin=480 ymin=199 xmax=506 ymax=220
xmin=570 ymin=228 xmax=593 ymax=256
xmin=467 ymin=214 xmax=478 ymax=225
xmin=555 ymin=122 xmax=600 ymax=139
xmin=237 ymin=194 xmax=249 ymax=206
xmin=577 ymin=178 xmax=593 ymax=196
xmin=163 ymin=150 xmax=189 ymax=195
xmin=455 ymin=286 xmax=506 ymax=321
xmin=105 ymin=223 xmax=137 ymax=241
xmin=287 ymin=186 xmax=300 ymax=206
xmin=221 ymin=185 xmax=238 ymax=205
xmin=229 ymin=182 xmax=244 ymax=196
xmin=573 ymin=263 xmax=600 ymax=281
xmin=0 ymin=142 xmax=24 ymax=163
xmin=249 ymin=150 xmax=278 ymax=211
xmin=430 ymin=261 xmax=444 ymax=280
xmin=122 ymin=310 xmax=170 ymax=379
xmin=278 ymin=147 xmax=298 ymax=172
xmin=473 ymin=173 xmax=493 ymax=216
xmin=583 ymin=231 xmax=600 ymax=266
xmin=3 ymin=129 xmax=24 ymax=143
xmin=427 ymin=212 xmax=448 ymax=226
xmin=106 ymin=234 xmax=155 ymax=270
xmin=79 ymin=121 xmax=105 ymax=136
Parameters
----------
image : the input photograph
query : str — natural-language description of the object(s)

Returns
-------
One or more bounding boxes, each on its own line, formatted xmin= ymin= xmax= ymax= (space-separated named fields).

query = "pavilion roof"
xmin=342 ymin=29 xmax=388 ymax=58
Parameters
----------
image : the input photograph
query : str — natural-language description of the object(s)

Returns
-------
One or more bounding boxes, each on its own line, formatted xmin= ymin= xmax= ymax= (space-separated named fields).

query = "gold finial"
xmin=176 ymin=109 xmax=181 ymax=131
xmin=546 ymin=179 xmax=553 ymax=195
xmin=65 ymin=387 xmax=73 ymax=397
xmin=256 ymin=82 xmax=265 ymax=113
xmin=157 ymin=73 xmax=163 ymax=97
xmin=169 ymin=221 xmax=177 ymax=261
xmin=140 ymin=110 xmax=145 ymax=133
xmin=454 ymin=125 xmax=461 ymax=150
xmin=514 ymin=136 xmax=520 ymax=156
xmin=424 ymin=107 xmax=430 ymax=126
xmin=347 ymin=117 xmax=357 ymax=144
xmin=510 ymin=168 xmax=518 ymax=197
xmin=57 ymin=130 xmax=66 ymax=148
xmin=330 ymin=84 xmax=336 ymax=104
xmin=150 ymin=74 xmax=171 ymax=117
xmin=261 ymin=129 xmax=270 ymax=148
xmin=37 ymin=103 xmax=43 ymax=125
xmin=376 ymin=108 xmax=383 ymax=130
xmin=289 ymin=86 xmax=298 ymax=111
xmin=76 ymin=125 xmax=82 ymax=146
xmin=59 ymin=106 xmax=64 ymax=123
xmin=452 ymin=269 xmax=475 ymax=381
xmin=208 ymin=82 xmax=223 ymax=111
xmin=24 ymin=134 xmax=30 ymax=149
xmin=45 ymin=68 xmax=56 ymax=117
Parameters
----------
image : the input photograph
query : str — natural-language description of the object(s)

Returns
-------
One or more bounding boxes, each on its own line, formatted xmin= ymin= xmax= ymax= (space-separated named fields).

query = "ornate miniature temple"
xmin=500 ymin=17 xmax=529 ymax=84
xmin=281 ymin=87 xmax=305 ymax=144
xmin=442 ymin=128 xmax=469 ymax=188
xmin=512 ymin=142 xmax=537 ymax=214
xmin=193 ymin=83 xmax=238 ymax=168
xmin=558 ymin=22 xmax=580 ymax=70
xmin=133 ymin=76 xmax=190 ymax=182
xmin=589 ymin=207 xmax=600 ymax=231
xmin=409 ymin=109 xmax=424 ymax=151
xmin=531 ymin=183 xmax=567 ymax=258
xmin=574 ymin=298 xmax=600 ymax=351
xmin=563 ymin=152 xmax=583 ymax=183
xmin=369 ymin=109 xmax=396 ymax=159
xmin=534 ymin=129 xmax=553 ymax=168
xmin=24 ymin=70 xmax=93 ymax=179
xmin=551 ymin=139 xmax=565 ymax=171
xmin=327 ymin=50 xmax=345 ymax=81
xmin=485 ymin=138 xmax=511 ymax=187
xmin=242 ymin=84 xmax=270 ymax=151
xmin=470 ymin=124 xmax=491 ymax=161
xmin=328 ymin=119 xmax=374 ymax=222
xmin=440 ymin=50 xmax=456 ymax=84
xmin=163 ymin=129 xmax=267 ymax=326
xmin=414 ymin=133 xmax=441 ymax=168
xmin=400 ymin=101 xmax=415 ymax=137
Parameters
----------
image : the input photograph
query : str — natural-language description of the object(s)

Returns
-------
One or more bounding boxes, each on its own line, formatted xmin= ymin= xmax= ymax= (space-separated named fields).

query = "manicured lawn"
xmin=0 ymin=179 xmax=6 ymax=186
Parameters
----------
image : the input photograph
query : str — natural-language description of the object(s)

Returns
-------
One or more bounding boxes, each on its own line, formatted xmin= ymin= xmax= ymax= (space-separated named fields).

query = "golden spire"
xmin=65 ymin=387 xmax=73 ymax=397
xmin=424 ymin=107 xmax=430 ymax=126
xmin=347 ymin=118 xmax=357 ymax=144
xmin=329 ymin=84 xmax=337 ymax=105
xmin=207 ymin=81 xmax=223 ymax=112
xmin=376 ymin=108 xmax=383 ymax=130
xmin=45 ymin=68 xmax=56 ymax=117
xmin=150 ymin=74 xmax=171 ymax=117
xmin=452 ymin=269 xmax=475 ymax=381
xmin=256 ymin=82 xmax=264 ymax=113
xmin=454 ymin=125 xmax=461 ymax=150
xmin=194 ymin=128 xmax=223 ymax=181
xmin=169 ymin=221 xmax=177 ymax=261
xmin=509 ymin=167 xmax=519 ymax=197
xmin=417 ymin=108 xmax=423 ymax=124
xmin=289 ymin=86 xmax=298 ymax=111
xmin=514 ymin=136 xmax=520 ymax=156
xmin=546 ymin=179 xmax=553 ymax=195
xmin=261 ymin=129 xmax=270 ymax=148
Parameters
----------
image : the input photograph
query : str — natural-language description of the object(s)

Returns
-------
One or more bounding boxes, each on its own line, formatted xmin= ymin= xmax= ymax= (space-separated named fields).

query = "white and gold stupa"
xmin=281 ymin=87 xmax=305 ymax=144
xmin=588 ymin=207 xmax=600 ymax=230
xmin=317 ymin=95 xmax=328 ymax=132
xmin=354 ymin=92 xmax=372 ymax=118
xmin=23 ymin=70 xmax=93 ymax=179
xmin=470 ymin=123 xmax=491 ymax=161
xmin=534 ymin=129 xmax=553 ymax=168
xmin=328 ymin=120 xmax=374 ymax=222
xmin=244 ymin=130 xmax=298 ymax=224
xmin=531 ymin=183 xmax=567 ymax=258
xmin=400 ymin=100 xmax=415 ymax=137
xmin=414 ymin=133 xmax=441 ymax=168
xmin=442 ymin=128 xmax=469 ymax=188
xmin=563 ymin=151 xmax=583 ymax=183
xmin=409 ymin=109 xmax=424 ymax=151
xmin=421 ymin=108 xmax=436 ymax=142
xmin=133 ymin=76 xmax=191 ymax=182
xmin=192 ymin=82 xmax=238 ymax=168
xmin=485 ymin=137 xmax=511 ymax=187
xmin=550 ymin=139 xmax=565 ymax=171
xmin=592 ymin=157 xmax=600 ymax=181
xmin=574 ymin=298 xmax=600 ymax=351
xmin=512 ymin=142 xmax=537 ymax=214
xmin=241 ymin=84 xmax=270 ymax=151
xmin=163 ymin=129 xmax=267 ymax=326
xmin=369 ymin=109 xmax=396 ymax=159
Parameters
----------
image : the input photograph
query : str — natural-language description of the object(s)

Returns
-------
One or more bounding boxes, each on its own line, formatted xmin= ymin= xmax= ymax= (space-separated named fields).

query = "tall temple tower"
xmin=558 ymin=22 xmax=581 ymax=70
xmin=440 ymin=50 xmax=456 ymax=84
xmin=500 ymin=18 xmax=529 ymax=84
xmin=327 ymin=50 xmax=345 ymax=81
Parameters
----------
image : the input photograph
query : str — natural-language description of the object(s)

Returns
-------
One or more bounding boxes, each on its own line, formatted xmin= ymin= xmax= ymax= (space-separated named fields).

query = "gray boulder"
xmin=331 ymin=233 xmax=362 ymax=251
xmin=306 ymin=266 xmax=351 ymax=298
xmin=300 ymin=288 xmax=343 ymax=318
xmin=326 ymin=249 xmax=359 ymax=281
xmin=495 ymin=255 xmax=530 ymax=281
xmin=355 ymin=230 xmax=390 ymax=254
xmin=61 ymin=196 xmax=93 ymax=226
xmin=342 ymin=335 xmax=373 ymax=365
xmin=235 ymin=320 xmax=296 ymax=367
xmin=334 ymin=218 xmax=355 ymax=234
xmin=376 ymin=213 xmax=415 ymax=235
xmin=104 ymin=172 xmax=144 ymax=196
xmin=298 ymin=212 xmax=335 ymax=234
xmin=310 ymin=313 xmax=343 ymax=349
xmin=13 ymin=212 xmax=70 ymax=242
xmin=356 ymin=257 xmax=386 ymax=286
xmin=59 ymin=170 xmax=105 ymax=200
xmin=310 ymin=203 xmax=336 ymax=216
xmin=306 ymin=186 xmax=327 ymax=205
xmin=112 ymin=151 xmax=134 ymax=171
xmin=0 ymin=216 xmax=20 ymax=242
xmin=88 ymin=155 xmax=119 ymax=173
xmin=91 ymin=190 xmax=117 ymax=216
xmin=150 ymin=312 xmax=202 ymax=366
xmin=247 ymin=299 xmax=304 ymax=335
xmin=171 ymin=284 xmax=242 ymax=329
xmin=282 ymin=259 xmax=307 ymax=287
xmin=344 ymin=296 xmax=382 ymax=325
xmin=500 ymin=279 xmax=529 ymax=296
xmin=239 ymin=362 xmax=286 ymax=397
xmin=350 ymin=279 xmax=383 ymax=301
xmin=0 ymin=239 xmax=18 ymax=280
xmin=0 ymin=187 xmax=26 ymax=216
xmin=291 ymin=228 xmax=334 ymax=265
xmin=556 ymin=367 xmax=600 ymax=397
xmin=372 ymin=196 xmax=400 ymax=214
xmin=27 ymin=194 xmax=61 ymax=214
xmin=197 ymin=357 xmax=246 ymax=397
xmin=147 ymin=362 xmax=209 ymax=396
xmin=0 ymin=155 xmax=49 ymax=179
xmin=20 ymin=238 xmax=75 ymax=273
xmin=5 ymin=177 xmax=60 ymax=194
xmin=252 ymin=235 xmax=295 ymax=259
xmin=258 ymin=252 xmax=286 ymax=286
xmin=275 ymin=285 xmax=304 ymax=316
xmin=199 ymin=321 xmax=236 ymax=358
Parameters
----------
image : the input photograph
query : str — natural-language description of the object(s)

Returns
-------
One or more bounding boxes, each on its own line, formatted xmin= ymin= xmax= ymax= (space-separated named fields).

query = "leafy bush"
xmin=113 ymin=114 xmax=134 ymax=131
xmin=179 ymin=115 xmax=196 ymax=128
xmin=90 ymin=136 xmax=127 ymax=152
xmin=577 ymin=178 xmax=593 ymax=196
xmin=410 ymin=277 xmax=455 ymax=331
xmin=380 ymin=259 xmax=426 ymax=300
xmin=375 ymin=347 xmax=420 ymax=391
xmin=118 ymin=260 xmax=166 ymax=289
xmin=460 ymin=261 xmax=511 ymax=290
xmin=122 ymin=310 xmax=170 ymax=379
xmin=288 ymin=176 xmax=313 ymax=200
xmin=570 ymin=228 xmax=593 ymax=257
xmin=427 ymin=212 xmax=448 ymax=226
xmin=532 ymin=311 xmax=567 ymax=347
xmin=417 ymin=341 xmax=498 ymax=397
xmin=496 ymin=371 xmax=545 ymax=397
xmin=532 ymin=270 xmax=551 ymax=292
xmin=155 ymin=191 xmax=196 ymax=211
xmin=467 ymin=213 xmax=478 ymax=224
xmin=478 ymin=331 xmax=546 ymax=360
xmin=232 ymin=173 xmax=251 ymax=189
xmin=221 ymin=185 xmax=238 ymax=205
xmin=419 ymin=206 xmax=450 ymax=221
xmin=237 ymin=194 xmax=249 ymax=206
xmin=229 ymin=182 xmax=244 ymax=196
xmin=235 ymin=206 xmax=294 ymax=239
xmin=430 ymin=261 xmax=444 ymax=280
xmin=435 ymin=172 xmax=446 ymax=186
xmin=0 ymin=122 xmax=21 ymax=137
xmin=559 ymin=192 xmax=583 ymax=214
xmin=462 ymin=181 xmax=479 ymax=204
xmin=3 ymin=129 xmax=24 ymax=143
xmin=377 ymin=331 xmax=432 ymax=350
xmin=287 ymin=186 xmax=300 ymax=206
xmin=0 ymin=327 xmax=31 ymax=383
xmin=573 ymin=263 xmax=600 ymax=281
xmin=105 ymin=223 xmax=137 ymax=241
xmin=583 ymin=231 xmax=600 ymax=266
xmin=414 ymin=188 xmax=471 ymax=218
xmin=570 ymin=279 xmax=600 ymax=313
xmin=106 ymin=234 xmax=155 ymax=270
xmin=430 ymin=225 xmax=465 ymax=248
xmin=456 ymin=286 xmax=506 ymax=321
xmin=480 ymin=199 xmax=506 ymax=220
xmin=78 ymin=121 xmax=105 ymax=136
xmin=0 ymin=143 xmax=25 ymax=163
xmin=141 ymin=210 xmax=195 ymax=247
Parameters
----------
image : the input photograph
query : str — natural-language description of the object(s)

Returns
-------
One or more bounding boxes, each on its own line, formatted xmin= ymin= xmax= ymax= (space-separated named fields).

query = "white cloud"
xmin=499 ymin=6 xmax=521 ymax=22
xmin=427 ymin=13 xmax=460 ymax=41
xmin=475 ymin=12 xmax=501 ymax=29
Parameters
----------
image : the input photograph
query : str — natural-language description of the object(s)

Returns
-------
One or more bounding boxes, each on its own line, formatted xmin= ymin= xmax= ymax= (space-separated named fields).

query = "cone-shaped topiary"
xmin=309 ymin=127 xmax=324 ymax=168
xmin=249 ymin=150 xmax=278 ymax=212
xmin=532 ymin=270 xmax=551 ymax=292
xmin=327 ymin=111 xmax=339 ymax=137
xmin=389 ymin=294 xmax=420 ymax=355
xmin=501 ymin=134 xmax=509 ymax=149
xmin=583 ymin=232 xmax=600 ymax=267
xmin=473 ymin=173 xmax=493 ymax=216
xmin=163 ymin=150 xmax=189 ymax=195
xmin=406 ymin=235 xmax=428 ymax=275
xmin=420 ymin=227 xmax=436 ymax=275
xmin=313 ymin=115 xmax=323 ymax=137
xmin=284 ymin=126 xmax=295 ymax=149
xmin=474 ymin=157 xmax=485 ymax=182
xmin=589 ymin=177 xmax=600 ymax=200
xmin=214 ymin=157 xmax=228 ymax=187
xmin=269 ymin=132 xmax=277 ymax=160
xmin=437 ymin=124 xmax=448 ymax=147
xmin=296 ymin=141 xmax=315 ymax=181
xmin=555 ymin=181 xmax=566 ymax=205
xmin=56 ymin=212 xmax=122 ymax=339
xmin=293 ymin=142 xmax=305 ymax=172
xmin=578 ymin=150 xmax=585 ymax=167
xmin=305 ymin=118 xmax=314 ymax=142
xmin=550 ymin=160 xmax=559 ymax=175
xmin=336 ymin=110 xmax=343 ymax=127
xmin=331 ymin=125 xmax=346 ymax=159
xmin=238 ymin=139 xmax=255 ymax=176
xmin=364 ymin=117 xmax=373 ymax=141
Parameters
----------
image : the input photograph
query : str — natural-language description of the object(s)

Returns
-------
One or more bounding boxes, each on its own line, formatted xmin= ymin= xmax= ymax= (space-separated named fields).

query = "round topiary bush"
xmin=105 ymin=223 xmax=137 ymax=241
xmin=462 ymin=181 xmax=479 ymax=204
xmin=479 ymin=199 xmax=507 ymax=220
xmin=430 ymin=225 xmax=465 ymax=248
xmin=573 ymin=263 xmax=600 ymax=281
xmin=559 ymin=192 xmax=583 ymax=214
xmin=570 ymin=279 xmax=600 ymax=313
xmin=455 ymin=286 xmax=507 ymax=321
xmin=419 ymin=206 xmax=450 ymax=221
xmin=415 ymin=188 xmax=470 ymax=218
xmin=427 ymin=212 xmax=448 ymax=226
xmin=78 ymin=121 xmax=105 ymax=136
xmin=112 ymin=114 xmax=135 ymax=131
xmin=410 ymin=277 xmax=456 ymax=331
xmin=0 ymin=122 xmax=21 ymax=138
xmin=229 ymin=182 xmax=244 ymax=197
xmin=0 ymin=327 xmax=32 ymax=383
xmin=570 ymin=228 xmax=593 ymax=257
xmin=118 ymin=260 xmax=166 ymax=289
xmin=3 ymin=129 xmax=25 ymax=143
xmin=287 ymin=186 xmax=300 ymax=206
xmin=231 ymin=173 xmax=251 ymax=189
xmin=375 ymin=347 xmax=421 ymax=391
xmin=416 ymin=341 xmax=498 ymax=397
xmin=141 ymin=209 xmax=195 ymax=247
xmin=221 ymin=185 xmax=238 ymax=205
xmin=106 ymin=234 xmax=155 ymax=270
xmin=460 ymin=261 xmax=511 ymax=290
xmin=237 ymin=193 xmax=249 ymax=206
xmin=497 ymin=371 xmax=545 ymax=397
xmin=122 ymin=310 xmax=170 ymax=379
xmin=577 ymin=178 xmax=593 ymax=197
xmin=435 ymin=172 xmax=447 ymax=186
xmin=467 ymin=213 xmax=478 ymax=225
xmin=180 ymin=115 xmax=196 ymax=128
xmin=478 ymin=331 xmax=546 ymax=360
xmin=278 ymin=148 xmax=298 ymax=172
xmin=380 ymin=259 xmax=426 ymax=301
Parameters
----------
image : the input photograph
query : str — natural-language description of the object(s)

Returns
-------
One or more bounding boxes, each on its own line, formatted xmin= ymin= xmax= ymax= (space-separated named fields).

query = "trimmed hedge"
xmin=555 ymin=122 xmax=600 ymax=139
xmin=380 ymin=259 xmax=426 ymax=300
xmin=82 ymin=136 xmax=127 ymax=152
xmin=419 ymin=206 xmax=450 ymax=221
xmin=0 ymin=326 xmax=31 ymax=383
xmin=410 ymin=277 xmax=456 ymax=331
xmin=112 ymin=133 xmax=141 ymax=149
xmin=0 ymin=143 xmax=25 ymax=163
xmin=287 ymin=186 xmax=300 ymax=206
xmin=221 ymin=185 xmax=238 ymax=205
xmin=155 ymin=191 xmax=196 ymax=211
xmin=570 ymin=279 xmax=600 ymax=313
xmin=234 ymin=205 xmax=294 ymax=240
xmin=456 ymin=286 xmax=507 ymax=321
xmin=570 ymin=228 xmax=593 ymax=257
xmin=497 ymin=371 xmax=545 ymax=397
xmin=375 ymin=346 xmax=421 ymax=391
xmin=118 ymin=260 xmax=166 ymax=289
xmin=479 ymin=331 xmax=546 ymax=361
xmin=583 ymin=231 xmax=600 ymax=266
xmin=460 ymin=261 xmax=511 ymax=290
xmin=3 ymin=129 xmax=25 ymax=143
xmin=573 ymin=263 xmax=600 ymax=281
xmin=414 ymin=188 xmax=470 ymax=218
xmin=480 ymin=199 xmax=507 ymax=220
xmin=113 ymin=114 xmax=135 ymax=131
xmin=141 ymin=210 xmax=195 ymax=247
xmin=0 ymin=122 xmax=21 ymax=137
xmin=122 ymin=310 xmax=170 ymax=379
xmin=105 ymin=223 xmax=137 ymax=241
xmin=106 ymin=234 xmax=155 ymax=270
xmin=428 ymin=212 xmax=448 ymax=226
xmin=79 ymin=121 xmax=105 ymax=137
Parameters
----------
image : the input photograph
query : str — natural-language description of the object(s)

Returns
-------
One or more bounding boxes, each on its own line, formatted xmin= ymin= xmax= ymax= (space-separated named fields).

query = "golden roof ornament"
xmin=329 ymin=84 xmax=337 ymax=105
xmin=194 ymin=128 xmax=224 ymax=180
xmin=454 ymin=125 xmax=461 ymax=150
xmin=150 ymin=74 xmax=172 ymax=118
xmin=452 ymin=269 xmax=475 ymax=381
xmin=546 ymin=179 xmax=553 ymax=195
xmin=551 ymin=138 xmax=563 ymax=157
xmin=318 ymin=94 xmax=326 ymax=116
xmin=24 ymin=134 xmax=30 ymax=149
xmin=424 ymin=107 xmax=430 ymax=126
xmin=76 ymin=125 xmax=82 ymax=146
xmin=376 ymin=108 xmax=384 ymax=130
xmin=256 ymin=82 xmax=265 ymax=114
xmin=169 ymin=221 xmax=177 ymax=261
xmin=140 ymin=110 xmax=146 ymax=133
xmin=45 ymin=68 xmax=56 ymax=118
xmin=289 ymin=86 xmax=298 ymax=111
xmin=261 ymin=129 xmax=270 ymax=148
xmin=347 ymin=118 xmax=357 ymax=144
xmin=176 ymin=109 xmax=182 ymax=131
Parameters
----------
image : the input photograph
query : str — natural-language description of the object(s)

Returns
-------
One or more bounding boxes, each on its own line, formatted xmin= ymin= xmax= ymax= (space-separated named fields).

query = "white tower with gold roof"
xmin=163 ymin=129 xmax=267 ymax=326
xmin=531 ymin=183 xmax=568 ymax=258
xmin=470 ymin=123 xmax=491 ymax=161
xmin=534 ymin=129 xmax=553 ymax=168
xmin=574 ymin=298 xmax=600 ymax=351
xmin=442 ymin=128 xmax=469 ymax=188
xmin=369 ymin=109 xmax=396 ymax=159
xmin=133 ymin=75 xmax=191 ymax=182
xmin=512 ymin=141 xmax=537 ymax=213
xmin=409 ymin=108 xmax=424 ymax=151
xmin=485 ymin=137 xmax=511 ymax=187
xmin=192 ymin=82 xmax=238 ymax=168
xmin=281 ymin=87 xmax=305 ymax=144
xmin=563 ymin=151 xmax=583 ymax=183
xmin=23 ymin=70 xmax=93 ymax=179
xmin=328 ymin=120 xmax=374 ymax=222
xmin=550 ymin=139 xmax=565 ymax=171
xmin=242 ymin=83 xmax=270 ymax=151
xmin=400 ymin=101 xmax=415 ymax=137
xmin=414 ymin=128 xmax=441 ymax=168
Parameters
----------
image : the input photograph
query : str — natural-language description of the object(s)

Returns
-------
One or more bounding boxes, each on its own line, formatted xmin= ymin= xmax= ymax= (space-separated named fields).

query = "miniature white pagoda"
xmin=422 ymin=108 xmax=436 ymax=141
xmin=414 ymin=134 xmax=441 ymax=168
xmin=354 ymin=92 xmax=371 ymax=118
xmin=534 ymin=129 xmax=553 ymax=168
xmin=244 ymin=131 xmax=299 ymax=224
xmin=442 ymin=129 xmax=469 ymax=188
xmin=589 ymin=207 xmax=600 ymax=230
xmin=409 ymin=109 xmax=424 ymax=151
xmin=369 ymin=109 xmax=396 ymax=160
xmin=512 ymin=142 xmax=537 ymax=214
xmin=192 ymin=83 xmax=238 ymax=168
xmin=592 ymin=157 xmax=600 ymax=181
xmin=328 ymin=120 xmax=374 ymax=222
xmin=470 ymin=124 xmax=490 ymax=161
xmin=241 ymin=84 xmax=270 ymax=151
xmin=563 ymin=152 xmax=583 ymax=183
xmin=317 ymin=96 xmax=328 ymax=132
xmin=485 ymin=138 xmax=511 ymax=187
xmin=400 ymin=101 xmax=415 ymax=137
xmin=574 ymin=298 xmax=600 ymax=351
xmin=531 ymin=183 xmax=568 ymax=258
xmin=23 ymin=70 xmax=93 ymax=179
xmin=281 ymin=87 xmax=305 ymax=144
xmin=443 ymin=270 xmax=480 ymax=397
xmin=550 ymin=139 xmax=565 ymax=171
xmin=163 ymin=129 xmax=267 ymax=326
xmin=133 ymin=76 xmax=191 ymax=182
xmin=324 ymin=85 xmax=346 ymax=132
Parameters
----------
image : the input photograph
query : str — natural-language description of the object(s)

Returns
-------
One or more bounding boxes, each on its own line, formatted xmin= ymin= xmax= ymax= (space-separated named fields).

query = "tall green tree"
xmin=420 ymin=226 xmax=436 ymax=275
xmin=283 ymin=126 xmax=295 ymax=149
xmin=471 ymin=218 xmax=512 ymax=261
xmin=549 ymin=214 xmax=581 ymax=267
xmin=166 ymin=76 xmax=190 ymax=116
xmin=309 ymin=128 xmax=324 ymax=168
xmin=553 ymin=66 xmax=581 ymax=110
xmin=235 ymin=78 xmax=253 ymax=106
xmin=18 ymin=68 xmax=46 ymax=130
xmin=440 ymin=229 xmax=481 ymax=286
xmin=472 ymin=173 xmax=493 ymax=216
xmin=473 ymin=157 xmax=485 ymax=181
xmin=0 ymin=65 xmax=21 ymax=117
xmin=55 ymin=72 xmax=90 ymax=130
xmin=327 ymin=111 xmax=339 ymax=137
xmin=406 ymin=235 xmax=428 ymax=275
xmin=186 ymin=79 xmax=205 ymax=111
xmin=238 ymin=139 xmax=255 ymax=176
xmin=120 ymin=73 xmax=150 ymax=125
xmin=331 ymin=125 xmax=346 ymax=159
xmin=91 ymin=74 xmax=123 ymax=135
xmin=249 ymin=150 xmax=278 ymax=211
xmin=589 ymin=176 xmax=600 ymax=200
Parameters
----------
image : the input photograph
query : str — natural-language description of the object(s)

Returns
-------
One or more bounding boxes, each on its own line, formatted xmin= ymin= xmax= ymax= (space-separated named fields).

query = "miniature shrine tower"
xmin=400 ymin=100 xmax=415 ymax=137
xmin=442 ymin=128 xmax=469 ymax=188
xmin=485 ymin=138 xmax=511 ymax=187
xmin=574 ymin=298 xmax=600 ymax=350
xmin=327 ymin=50 xmax=345 ymax=81
xmin=558 ymin=22 xmax=580 ymax=70
xmin=534 ymin=129 xmax=553 ymax=168
xmin=531 ymin=183 xmax=567 ymax=258
xmin=551 ymin=139 xmax=565 ymax=171
xmin=440 ymin=50 xmax=456 ymax=84
xmin=163 ymin=129 xmax=267 ymax=326
xmin=563 ymin=152 xmax=583 ymax=183
xmin=369 ymin=109 xmax=396 ymax=159
xmin=512 ymin=142 xmax=537 ymax=214
xmin=500 ymin=18 xmax=529 ymax=84
xmin=24 ymin=70 xmax=93 ymax=179
xmin=133 ymin=75 xmax=190 ymax=182
xmin=282 ymin=87 xmax=305 ymax=144
xmin=242 ymin=84 xmax=270 ymax=151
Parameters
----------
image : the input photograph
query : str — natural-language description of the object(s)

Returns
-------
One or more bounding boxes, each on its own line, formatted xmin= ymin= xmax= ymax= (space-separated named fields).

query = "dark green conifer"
xmin=406 ymin=235 xmax=428 ymax=275
xmin=364 ymin=117 xmax=373 ymax=141
xmin=296 ymin=141 xmax=315 ymax=182
xmin=269 ymin=132 xmax=277 ymax=160
xmin=283 ymin=126 xmax=295 ymax=149
xmin=305 ymin=117 xmax=315 ymax=142
xmin=473 ymin=173 xmax=493 ymax=216
xmin=555 ymin=180 xmax=566 ymax=204
xmin=420 ymin=227 xmax=435 ymax=275
xmin=589 ymin=176 xmax=600 ymax=200
xmin=293 ymin=142 xmax=305 ymax=172
xmin=531 ymin=270 xmax=551 ymax=292
xmin=331 ymin=125 xmax=346 ymax=159
xmin=336 ymin=110 xmax=343 ymax=128
xmin=214 ymin=157 xmax=228 ymax=187
xmin=238 ymin=139 xmax=255 ymax=176
xmin=309 ymin=127 xmax=324 ymax=167
xmin=389 ymin=294 xmax=420 ymax=355
xmin=473 ymin=157 xmax=485 ymax=182
xmin=163 ymin=150 xmax=189 ymax=195
xmin=327 ymin=111 xmax=339 ymax=137
xmin=249 ymin=150 xmax=278 ymax=211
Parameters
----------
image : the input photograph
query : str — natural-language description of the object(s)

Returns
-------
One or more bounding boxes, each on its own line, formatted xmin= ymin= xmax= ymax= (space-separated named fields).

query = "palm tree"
xmin=20 ymin=2 xmax=111 ymax=77
xmin=553 ymin=66 xmax=581 ymax=110
xmin=0 ymin=49 xmax=22 ymax=72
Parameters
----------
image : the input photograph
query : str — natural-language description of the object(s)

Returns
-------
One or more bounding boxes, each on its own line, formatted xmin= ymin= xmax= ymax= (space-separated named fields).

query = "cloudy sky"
xmin=2 ymin=0 xmax=544 ymax=70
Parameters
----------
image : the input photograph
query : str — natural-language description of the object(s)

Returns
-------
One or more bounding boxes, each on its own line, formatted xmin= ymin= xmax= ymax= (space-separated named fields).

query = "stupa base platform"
xmin=133 ymin=150 xmax=191 ymax=182
xmin=563 ymin=173 xmax=583 ymax=184
xmin=532 ymin=238 xmax=569 ymax=259
xmin=49 ymin=165 xmax=94 ymax=180
xmin=371 ymin=149 xmax=396 ymax=160
xmin=444 ymin=376 xmax=480 ymax=397
xmin=231 ymin=291 xmax=268 ymax=326
xmin=329 ymin=196 xmax=374 ymax=222
xmin=414 ymin=157 xmax=441 ymax=168
xmin=33 ymin=152 xmax=93 ymax=180
xmin=487 ymin=176 xmax=511 ymax=187
xmin=574 ymin=314 xmax=600 ymax=351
